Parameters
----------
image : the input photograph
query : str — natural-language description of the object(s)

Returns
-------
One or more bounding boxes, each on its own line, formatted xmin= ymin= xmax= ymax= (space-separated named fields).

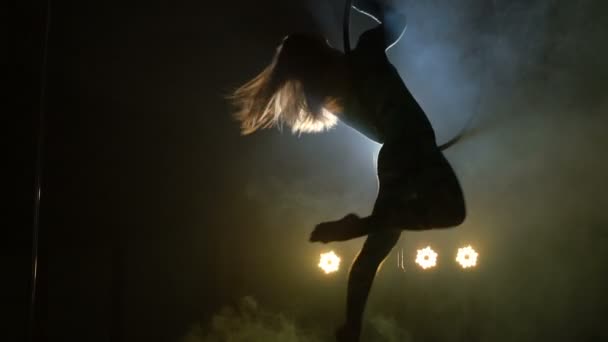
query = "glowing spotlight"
xmin=318 ymin=251 xmax=341 ymax=274
xmin=456 ymin=245 xmax=478 ymax=269
xmin=415 ymin=246 xmax=438 ymax=270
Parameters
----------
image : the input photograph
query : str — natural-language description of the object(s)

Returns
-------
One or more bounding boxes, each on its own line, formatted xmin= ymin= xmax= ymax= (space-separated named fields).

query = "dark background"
xmin=10 ymin=0 xmax=608 ymax=341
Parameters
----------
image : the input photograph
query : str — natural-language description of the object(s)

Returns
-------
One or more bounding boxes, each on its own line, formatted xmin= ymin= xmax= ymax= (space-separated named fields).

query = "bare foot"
xmin=309 ymin=214 xmax=366 ymax=243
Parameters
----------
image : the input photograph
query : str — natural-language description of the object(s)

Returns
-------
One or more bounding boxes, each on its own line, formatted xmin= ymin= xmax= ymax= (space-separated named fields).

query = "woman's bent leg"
xmin=370 ymin=144 xmax=466 ymax=231
xmin=310 ymin=145 xmax=466 ymax=243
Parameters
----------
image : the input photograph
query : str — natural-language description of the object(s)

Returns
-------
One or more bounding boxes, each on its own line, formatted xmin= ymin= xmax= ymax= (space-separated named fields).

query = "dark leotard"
xmin=341 ymin=25 xmax=465 ymax=230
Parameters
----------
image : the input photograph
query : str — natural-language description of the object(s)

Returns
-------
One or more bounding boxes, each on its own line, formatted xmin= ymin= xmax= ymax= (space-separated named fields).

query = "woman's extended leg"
xmin=336 ymin=229 xmax=401 ymax=341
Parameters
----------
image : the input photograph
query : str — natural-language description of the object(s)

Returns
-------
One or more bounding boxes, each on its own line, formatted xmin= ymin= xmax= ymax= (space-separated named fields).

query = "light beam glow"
xmin=415 ymin=246 xmax=438 ymax=270
xmin=318 ymin=251 xmax=341 ymax=274
xmin=456 ymin=245 xmax=478 ymax=269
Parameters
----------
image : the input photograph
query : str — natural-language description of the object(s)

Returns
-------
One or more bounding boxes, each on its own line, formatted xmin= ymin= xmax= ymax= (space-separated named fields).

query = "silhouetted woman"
xmin=230 ymin=1 xmax=466 ymax=340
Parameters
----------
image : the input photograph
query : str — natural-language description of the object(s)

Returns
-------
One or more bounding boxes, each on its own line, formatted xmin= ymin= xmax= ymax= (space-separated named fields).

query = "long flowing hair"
xmin=229 ymin=33 xmax=343 ymax=135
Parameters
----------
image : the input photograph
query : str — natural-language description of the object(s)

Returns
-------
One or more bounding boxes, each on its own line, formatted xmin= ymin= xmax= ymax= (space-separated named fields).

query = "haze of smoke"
xmin=180 ymin=297 xmax=419 ymax=342
xmin=180 ymin=297 xmax=323 ymax=342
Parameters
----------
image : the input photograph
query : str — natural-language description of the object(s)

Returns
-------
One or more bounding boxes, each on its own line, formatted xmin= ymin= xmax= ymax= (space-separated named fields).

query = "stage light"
xmin=318 ymin=251 xmax=341 ymax=274
xmin=415 ymin=246 xmax=438 ymax=270
xmin=456 ymin=245 xmax=478 ymax=269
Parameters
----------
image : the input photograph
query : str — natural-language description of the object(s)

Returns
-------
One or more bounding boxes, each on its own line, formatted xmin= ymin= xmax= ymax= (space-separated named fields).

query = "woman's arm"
xmin=353 ymin=0 xmax=407 ymax=51
xmin=352 ymin=0 xmax=383 ymax=24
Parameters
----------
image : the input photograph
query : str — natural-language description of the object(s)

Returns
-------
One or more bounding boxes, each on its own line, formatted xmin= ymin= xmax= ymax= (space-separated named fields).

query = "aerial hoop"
xmin=438 ymin=107 xmax=478 ymax=151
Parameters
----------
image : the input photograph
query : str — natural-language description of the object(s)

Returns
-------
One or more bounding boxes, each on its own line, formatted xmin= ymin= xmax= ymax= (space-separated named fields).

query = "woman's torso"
xmin=340 ymin=27 xmax=437 ymax=152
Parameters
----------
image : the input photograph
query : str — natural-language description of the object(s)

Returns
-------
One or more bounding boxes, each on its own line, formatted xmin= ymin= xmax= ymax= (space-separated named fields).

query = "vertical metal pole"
xmin=29 ymin=0 xmax=52 ymax=340
xmin=343 ymin=0 xmax=353 ymax=53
